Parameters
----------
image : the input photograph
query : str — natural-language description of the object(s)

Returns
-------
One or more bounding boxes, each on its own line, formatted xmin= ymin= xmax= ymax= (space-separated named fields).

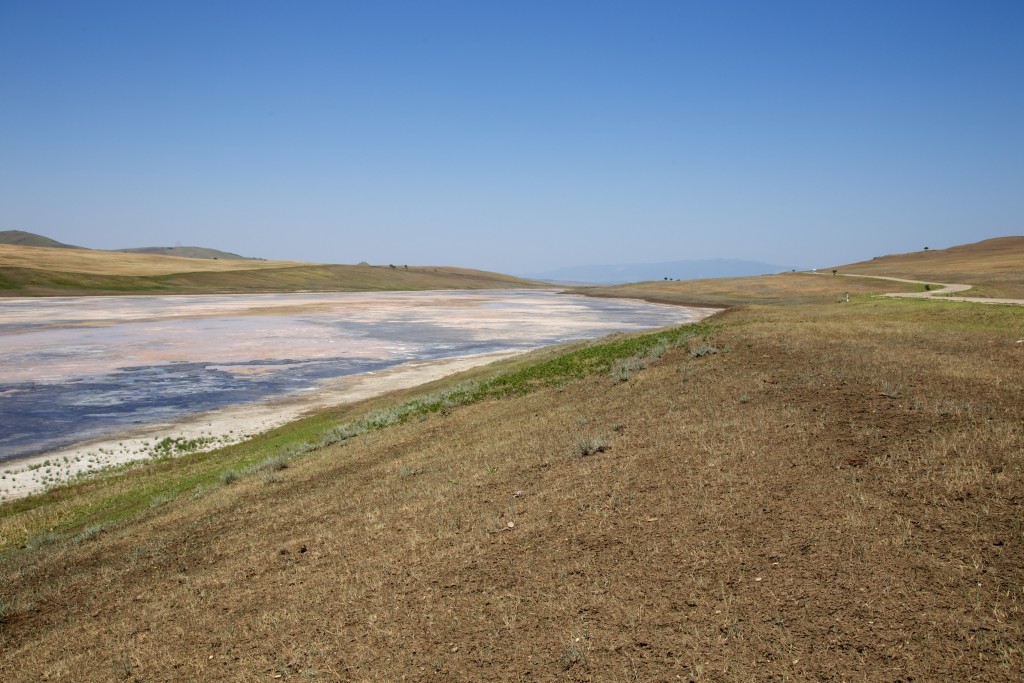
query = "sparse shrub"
xmin=673 ymin=329 xmax=700 ymax=348
xmin=611 ymin=423 xmax=624 ymax=432
xmin=738 ymin=394 xmax=751 ymax=403
xmin=646 ymin=342 xmax=668 ymax=362
xmin=220 ymin=469 xmax=242 ymax=485
xmin=611 ymin=361 xmax=633 ymax=382
xmin=689 ymin=343 xmax=720 ymax=358
xmin=880 ymin=381 xmax=902 ymax=399
xmin=560 ymin=639 xmax=588 ymax=670
xmin=150 ymin=435 xmax=217 ymax=458
xmin=399 ymin=465 xmax=426 ymax=478
xmin=573 ymin=437 xmax=608 ymax=457
xmin=610 ymin=353 xmax=650 ymax=382
xmin=149 ymin=493 xmax=173 ymax=508
xmin=364 ymin=407 xmax=404 ymax=429
xmin=25 ymin=531 xmax=61 ymax=550
xmin=319 ymin=424 xmax=367 ymax=447
xmin=254 ymin=451 xmax=293 ymax=473
xmin=74 ymin=524 xmax=105 ymax=543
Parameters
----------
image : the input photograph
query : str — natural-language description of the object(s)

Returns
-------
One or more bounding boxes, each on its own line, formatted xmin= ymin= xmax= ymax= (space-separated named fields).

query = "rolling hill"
xmin=0 ymin=230 xmax=82 ymax=250
xmin=576 ymin=235 xmax=1024 ymax=306
xmin=833 ymin=236 xmax=1024 ymax=298
xmin=0 ymin=243 xmax=543 ymax=296
xmin=111 ymin=246 xmax=250 ymax=260
xmin=2 ymin=230 xmax=254 ymax=261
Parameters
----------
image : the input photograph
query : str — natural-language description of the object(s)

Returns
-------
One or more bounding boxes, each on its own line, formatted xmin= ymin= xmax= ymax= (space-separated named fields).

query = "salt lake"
xmin=0 ymin=289 xmax=716 ymax=496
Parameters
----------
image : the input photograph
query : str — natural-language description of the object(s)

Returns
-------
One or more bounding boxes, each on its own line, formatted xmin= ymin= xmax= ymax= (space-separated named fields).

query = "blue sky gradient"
xmin=1 ymin=1 xmax=1022 ymax=272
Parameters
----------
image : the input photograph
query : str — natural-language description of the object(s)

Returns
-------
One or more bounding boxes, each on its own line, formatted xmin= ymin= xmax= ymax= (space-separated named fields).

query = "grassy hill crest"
xmin=112 ymin=246 xmax=251 ymax=260
xmin=0 ymin=230 xmax=82 ymax=250
xmin=834 ymin=235 xmax=1024 ymax=298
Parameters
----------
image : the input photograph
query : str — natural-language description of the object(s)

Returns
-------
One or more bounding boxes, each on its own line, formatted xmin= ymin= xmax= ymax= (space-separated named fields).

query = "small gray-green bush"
xmin=646 ymin=342 xmax=668 ymax=362
xmin=573 ymin=437 xmax=608 ymax=457
xmin=25 ymin=531 xmax=61 ymax=550
xmin=74 ymin=524 xmax=105 ymax=543
xmin=255 ymin=453 xmax=291 ymax=473
xmin=880 ymin=381 xmax=902 ymax=399
xmin=689 ymin=343 xmax=720 ymax=358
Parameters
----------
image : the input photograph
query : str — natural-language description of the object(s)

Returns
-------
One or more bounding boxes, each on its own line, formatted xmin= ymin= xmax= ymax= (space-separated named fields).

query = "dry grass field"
xmin=576 ymin=270 xmax=922 ymax=307
xmin=0 ymin=244 xmax=541 ymax=295
xmin=0 ymin=244 xmax=307 ymax=275
xmin=837 ymin=236 xmax=1024 ymax=299
xmin=2 ymin=289 xmax=1022 ymax=680
xmin=577 ymin=236 xmax=1024 ymax=307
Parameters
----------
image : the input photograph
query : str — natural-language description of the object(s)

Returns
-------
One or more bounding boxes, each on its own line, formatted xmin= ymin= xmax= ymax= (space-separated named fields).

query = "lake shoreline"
xmin=0 ymin=289 xmax=717 ymax=500
xmin=0 ymin=349 xmax=526 ymax=500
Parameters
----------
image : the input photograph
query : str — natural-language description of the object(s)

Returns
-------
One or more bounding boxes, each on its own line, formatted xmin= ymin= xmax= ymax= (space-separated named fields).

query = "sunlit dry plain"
xmin=1 ymin=238 xmax=1022 ymax=681
xmin=577 ymin=270 xmax=921 ymax=307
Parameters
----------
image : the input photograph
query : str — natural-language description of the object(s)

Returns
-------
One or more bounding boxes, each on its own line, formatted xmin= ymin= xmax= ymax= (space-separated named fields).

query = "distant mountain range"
xmin=0 ymin=230 xmax=251 ymax=260
xmin=524 ymin=258 xmax=799 ymax=285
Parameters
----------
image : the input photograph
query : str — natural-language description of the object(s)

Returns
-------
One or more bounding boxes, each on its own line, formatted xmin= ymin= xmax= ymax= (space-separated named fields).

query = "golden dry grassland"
xmin=575 ymin=270 xmax=922 ymax=307
xmin=0 ymin=244 xmax=307 ymax=275
xmin=0 ymin=244 xmax=541 ymax=296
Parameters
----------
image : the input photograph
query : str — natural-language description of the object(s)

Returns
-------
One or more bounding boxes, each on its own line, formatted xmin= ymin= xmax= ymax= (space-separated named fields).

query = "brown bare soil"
xmin=2 ymin=296 xmax=1022 ymax=681
xmin=838 ymin=236 xmax=1024 ymax=299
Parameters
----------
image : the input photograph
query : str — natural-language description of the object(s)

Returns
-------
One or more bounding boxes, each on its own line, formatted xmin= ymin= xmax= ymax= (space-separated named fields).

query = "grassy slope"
xmin=574 ymin=270 xmax=923 ymax=307
xmin=836 ymin=236 xmax=1024 ymax=299
xmin=0 ymin=244 xmax=541 ymax=295
xmin=577 ymin=236 xmax=1024 ymax=306
xmin=2 ymin=288 xmax=1022 ymax=680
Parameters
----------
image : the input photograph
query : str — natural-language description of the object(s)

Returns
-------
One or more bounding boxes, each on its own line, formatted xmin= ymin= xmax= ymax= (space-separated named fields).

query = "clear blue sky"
xmin=1 ymin=1 xmax=1022 ymax=272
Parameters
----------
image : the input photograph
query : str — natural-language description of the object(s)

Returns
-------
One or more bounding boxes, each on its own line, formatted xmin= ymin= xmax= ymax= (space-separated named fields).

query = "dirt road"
xmin=825 ymin=272 xmax=1024 ymax=305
